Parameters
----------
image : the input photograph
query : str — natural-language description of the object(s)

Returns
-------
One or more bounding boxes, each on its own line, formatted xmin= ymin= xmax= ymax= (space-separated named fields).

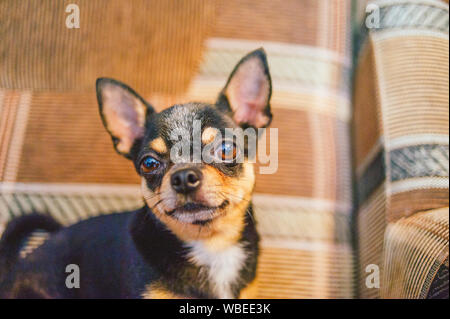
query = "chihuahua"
xmin=0 ymin=49 xmax=272 ymax=299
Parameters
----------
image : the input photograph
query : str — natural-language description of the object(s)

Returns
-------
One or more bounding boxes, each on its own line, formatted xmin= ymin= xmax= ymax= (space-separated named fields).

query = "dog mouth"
xmin=166 ymin=200 xmax=229 ymax=225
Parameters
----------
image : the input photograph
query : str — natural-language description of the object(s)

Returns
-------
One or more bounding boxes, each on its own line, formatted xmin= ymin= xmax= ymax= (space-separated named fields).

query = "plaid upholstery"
xmin=382 ymin=207 xmax=448 ymax=298
xmin=0 ymin=0 xmax=448 ymax=299
xmin=353 ymin=0 xmax=449 ymax=298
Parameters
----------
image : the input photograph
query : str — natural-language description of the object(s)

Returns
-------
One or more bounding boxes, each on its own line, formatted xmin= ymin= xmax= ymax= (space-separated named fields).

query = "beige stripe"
xmin=199 ymin=37 xmax=351 ymax=97
xmin=372 ymin=29 xmax=449 ymax=41
xmin=14 ymin=193 xmax=33 ymax=212
xmin=39 ymin=196 xmax=67 ymax=225
xmin=26 ymin=194 xmax=47 ymax=213
xmin=253 ymin=193 xmax=351 ymax=213
xmin=19 ymin=231 xmax=49 ymax=258
xmin=0 ymin=183 xmax=351 ymax=213
xmin=3 ymin=91 xmax=32 ymax=182
xmin=66 ymin=196 xmax=91 ymax=220
xmin=261 ymin=237 xmax=352 ymax=253
xmin=198 ymin=53 xmax=347 ymax=92
xmin=1 ymin=193 xmax=22 ymax=216
xmin=0 ymin=182 xmax=142 ymax=196
xmin=52 ymin=196 xmax=79 ymax=225
xmin=205 ymin=38 xmax=351 ymax=66
xmin=185 ymin=78 xmax=351 ymax=121
xmin=0 ymin=92 xmax=20 ymax=180
xmin=385 ymin=134 xmax=449 ymax=150
xmin=257 ymin=209 xmax=350 ymax=242
xmin=390 ymin=177 xmax=449 ymax=194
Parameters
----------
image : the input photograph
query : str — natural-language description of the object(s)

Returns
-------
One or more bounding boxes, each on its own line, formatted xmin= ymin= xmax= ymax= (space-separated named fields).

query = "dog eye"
xmin=141 ymin=156 xmax=160 ymax=173
xmin=215 ymin=141 xmax=237 ymax=162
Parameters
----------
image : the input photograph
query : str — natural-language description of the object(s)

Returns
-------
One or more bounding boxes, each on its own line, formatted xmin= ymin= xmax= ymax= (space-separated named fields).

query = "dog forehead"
xmin=160 ymin=103 xmax=201 ymax=132
xmin=156 ymin=103 xmax=233 ymax=136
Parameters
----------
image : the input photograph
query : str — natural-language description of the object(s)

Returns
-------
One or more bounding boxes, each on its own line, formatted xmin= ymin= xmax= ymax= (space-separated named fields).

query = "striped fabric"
xmin=0 ymin=0 xmax=355 ymax=299
xmin=382 ymin=207 xmax=449 ymax=298
xmin=1 ymin=0 xmax=448 ymax=299
xmin=353 ymin=0 xmax=449 ymax=298
xmin=0 ymin=0 xmax=215 ymax=95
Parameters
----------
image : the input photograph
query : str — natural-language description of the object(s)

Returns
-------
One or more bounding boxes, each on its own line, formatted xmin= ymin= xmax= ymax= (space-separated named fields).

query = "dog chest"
xmin=186 ymin=241 xmax=246 ymax=299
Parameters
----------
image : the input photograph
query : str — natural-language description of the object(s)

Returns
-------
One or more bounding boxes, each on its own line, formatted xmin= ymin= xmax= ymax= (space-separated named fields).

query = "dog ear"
xmin=217 ymin=48 xmax=272 ymax=130
xmin=96 ymin=78 xmax=155 ymax=158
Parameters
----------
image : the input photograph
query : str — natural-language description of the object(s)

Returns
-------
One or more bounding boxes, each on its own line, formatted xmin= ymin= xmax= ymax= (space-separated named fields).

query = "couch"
xmin=0 ymin=0 xmax=448 ymax=298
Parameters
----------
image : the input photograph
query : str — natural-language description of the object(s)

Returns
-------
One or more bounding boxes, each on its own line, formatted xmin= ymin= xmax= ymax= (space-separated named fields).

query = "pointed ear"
xmin=96 ymin=78 xmax=155 ymax=158
xmin=217 ymin=48 xmax=272 ymax=129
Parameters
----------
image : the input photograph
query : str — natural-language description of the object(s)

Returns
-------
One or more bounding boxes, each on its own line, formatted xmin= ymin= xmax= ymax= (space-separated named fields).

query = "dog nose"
xmin=171 ymin=168 xmax=202 ymax=194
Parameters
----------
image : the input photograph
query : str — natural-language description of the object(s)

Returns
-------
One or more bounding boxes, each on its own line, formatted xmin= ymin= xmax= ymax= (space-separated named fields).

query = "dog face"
xmin=96 ymin=49 xmax=272 ymax=245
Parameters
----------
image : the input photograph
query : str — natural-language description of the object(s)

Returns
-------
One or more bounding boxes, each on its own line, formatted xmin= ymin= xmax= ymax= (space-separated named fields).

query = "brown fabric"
xmin=353 ymin=42 xmax=382 ymax=170
xmin=257 ymin=244 xmax=354 ymax=299
xmin=0 ymin=0 xmax=215 ymax=94
xmin=213 ymin=0 xmax=351 ymax=55
xmin=17 ymin=92 xmax=138 ymax=184
xmin=0 ymin=91 xmax=21 ymax=180
xmin=382 ymin=207 xmax=449 ymax=299
xmin=354 ymin=0 xmax=449 ymax=299
xmin=254 ymin=110 xmax=345 ymax=200
xmin=372 ymin=28 xmax=449 ymax=222
xmin=390 ymin=189 xmax=450 ymax=222
xmin=2 ymin=0 xmax=354 ymax=299
xmin=2 ymin=0 xmax=448 ymax=300
xmin=374 ymin=35 xmax=449 ymax=140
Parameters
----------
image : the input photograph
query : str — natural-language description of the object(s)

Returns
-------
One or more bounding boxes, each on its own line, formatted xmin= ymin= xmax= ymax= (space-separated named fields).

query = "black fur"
xmin=0 ymin=207 xmax=258 ymax=298
xmin=0 ymin=214 xmax=61 ymax=298
xmin=0 ymin=214 xmax=61 ymax=274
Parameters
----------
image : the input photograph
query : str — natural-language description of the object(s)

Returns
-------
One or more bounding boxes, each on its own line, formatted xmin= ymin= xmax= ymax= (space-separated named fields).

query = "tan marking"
xmin=150 ymin=137 xmax=168 ymax=154
xmin=141 ymin=162 xmax=255 ymax=249
xmin=141 ymin=282 xmax=187 ymax=299
xmin=204 ymin=162 xmax=255 ymax=250
xmin=239 ymin=276 xmax=259 ymax=299
xmin=202 ymin=127 xmax=219 ymax=145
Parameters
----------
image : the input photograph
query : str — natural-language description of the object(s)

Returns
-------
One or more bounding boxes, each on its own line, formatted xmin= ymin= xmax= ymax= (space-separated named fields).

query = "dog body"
xmin=0 ymin=209 xmax=258 ymax=298
xmin=0 ymin=49 xmax=272 ymax=299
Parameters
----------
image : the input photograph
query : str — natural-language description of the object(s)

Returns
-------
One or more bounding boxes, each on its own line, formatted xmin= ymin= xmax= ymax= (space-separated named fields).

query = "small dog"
xmin=0 ymin=49 xmax=272 ymax=299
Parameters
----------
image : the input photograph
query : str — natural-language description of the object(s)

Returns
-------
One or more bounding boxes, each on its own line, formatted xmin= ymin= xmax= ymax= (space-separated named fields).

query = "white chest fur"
xmin=186 ymin=241 xmax=246 ymax=299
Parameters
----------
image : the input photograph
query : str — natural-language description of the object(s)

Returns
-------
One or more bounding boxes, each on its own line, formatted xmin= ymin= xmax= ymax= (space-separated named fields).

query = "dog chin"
xmin=168 ymin=200 xmax=230 ymax=225
xmin=172 ymin=208 xmax=219 ymax=224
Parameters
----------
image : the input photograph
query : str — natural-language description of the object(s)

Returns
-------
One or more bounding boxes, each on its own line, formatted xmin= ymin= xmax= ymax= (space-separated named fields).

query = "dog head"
xmin=96 ymin=49 xmax=272 ymax=246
